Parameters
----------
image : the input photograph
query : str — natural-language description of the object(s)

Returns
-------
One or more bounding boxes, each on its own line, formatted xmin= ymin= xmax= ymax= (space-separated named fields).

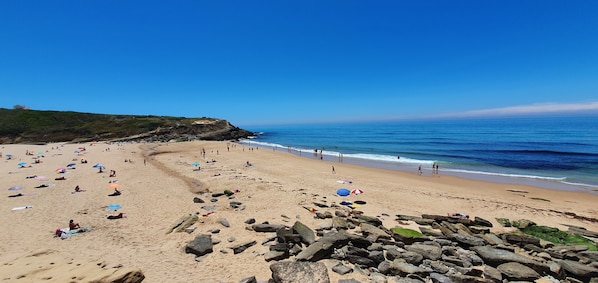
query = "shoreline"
xmin=1 ymin=141 xmax=597 ymax=282
xmin=240 ymin=140 xmax=598 ymax=194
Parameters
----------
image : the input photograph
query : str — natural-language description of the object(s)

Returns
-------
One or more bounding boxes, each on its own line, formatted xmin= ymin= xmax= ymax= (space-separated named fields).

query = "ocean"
xmin=240 ymin=115 xmax=598 ymax=193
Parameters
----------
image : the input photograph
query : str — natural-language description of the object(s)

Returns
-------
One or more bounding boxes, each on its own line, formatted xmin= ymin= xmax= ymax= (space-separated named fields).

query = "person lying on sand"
xmin=8 ymin=193 xmax=23 ymax=198
xmin=35 ymin=184 xmax=49 ymax=188
xmin=448 ymin=212 xmax=469 ymax=219
xmin=26 ymin=175 xmax=37 ymax=179
xmin=108 ymin=188 xmax=121 ymax=196
xmin=55 ymin=176 xmax=66 ymax=181
xmin=107 ymin=213 xmax=125 ymax=220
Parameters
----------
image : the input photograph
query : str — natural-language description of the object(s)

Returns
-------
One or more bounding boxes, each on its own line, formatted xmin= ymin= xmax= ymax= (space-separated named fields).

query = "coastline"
xmin=1 ymin=141 xmax=597 ymax=282
xmin=241 ymin=140 xmax=598 ymax=194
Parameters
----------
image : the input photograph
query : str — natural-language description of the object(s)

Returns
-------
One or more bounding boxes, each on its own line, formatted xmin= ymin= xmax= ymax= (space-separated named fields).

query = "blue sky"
xmin=1 ymin=1 xmax=597 ymax=126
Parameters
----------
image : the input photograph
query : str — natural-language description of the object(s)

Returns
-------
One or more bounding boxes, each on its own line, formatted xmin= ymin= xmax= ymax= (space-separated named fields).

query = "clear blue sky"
xmin=1 ymin=1 xmax=597 ymax=126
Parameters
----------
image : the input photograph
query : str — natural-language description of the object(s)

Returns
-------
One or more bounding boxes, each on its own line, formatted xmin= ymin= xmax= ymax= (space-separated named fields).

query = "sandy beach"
xmin=1 ymin=141 xmax=597 ymax=282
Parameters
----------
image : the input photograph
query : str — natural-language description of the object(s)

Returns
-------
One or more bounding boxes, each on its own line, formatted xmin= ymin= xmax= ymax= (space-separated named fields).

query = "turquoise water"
xmin=242 ymin=115 xmax=598 ymax=192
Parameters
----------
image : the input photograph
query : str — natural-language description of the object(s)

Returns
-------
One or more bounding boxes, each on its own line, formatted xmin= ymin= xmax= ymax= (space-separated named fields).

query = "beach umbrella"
xmin=351 ymin=188 xmax=364 ymax=195
xmin=74 ymin=150 xmax=81 ymax=153
xmin=6 ymin=154 xmax=12 ymax=157
xmin=8 ymin=185 xmax=24 ymax=191
xmin=106 ymin=204 xmax=122 ymax=211
xmin=92 ymin=163 xmax=100 ymax=168
xmin=192 ymin=161 xmax=199 ymax=167
xmin=56 ymin=168 xmax=66 ymax=173
xmin=336 ymin=188 xmax=351 ymax=197
xmin=66 ymin=163 xmax=76 ymax=167
xmin=17 ymin=161 xmax=27 ymax=167
xmin=107 ymin=183 xmax=121 ymax=189
xmin=34 ymin=176 xmax=49 ymax=181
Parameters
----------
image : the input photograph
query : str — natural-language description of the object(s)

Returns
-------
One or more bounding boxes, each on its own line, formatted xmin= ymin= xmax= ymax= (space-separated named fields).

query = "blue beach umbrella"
xmin=106 ymin=204 xmax=122 ymax=211
xmin=17 ymin=161 xmax=27 ymax=167
xmin=92 ymin=163 xmax=100 ymax=168
xmin=336 ymin=188 xmax=351 ymax=197
xmin=6 ymin=154 xmax=12 ymax=157
xmin=192 ymin=162 xmax=199 ymax=167
xmin=67 ymin=163 xmax=76 ymax=167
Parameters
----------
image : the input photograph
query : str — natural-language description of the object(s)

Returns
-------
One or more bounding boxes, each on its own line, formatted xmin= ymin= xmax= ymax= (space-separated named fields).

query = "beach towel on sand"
xmin=55 ymin=227 xmax=92 ymax=239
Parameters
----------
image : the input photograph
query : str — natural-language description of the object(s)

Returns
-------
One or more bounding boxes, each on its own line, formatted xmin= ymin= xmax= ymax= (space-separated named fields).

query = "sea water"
xmin=241 ymin=115 xmax=598 ymax=193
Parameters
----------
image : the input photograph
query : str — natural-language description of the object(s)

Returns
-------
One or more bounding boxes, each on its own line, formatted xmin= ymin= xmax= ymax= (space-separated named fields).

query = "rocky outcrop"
xmin=182 ymin=198 xmax=598 ymax=282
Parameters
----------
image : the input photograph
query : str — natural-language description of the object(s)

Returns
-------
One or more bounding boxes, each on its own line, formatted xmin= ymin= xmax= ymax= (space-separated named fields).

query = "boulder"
xmin=497 ymin=262 xmax=540 ymax=281
xmin=185 ymin=234 xmax=213 ymax=256
xmin=252 ymin=223 xmax=287 ymax=232
xmin=558 ymin=259 xmax=598 ymax=279
xmin=405 ymin=243 xmax=442 ymax=260
xmin=270 ymin=261 xmax=330 ymax=283
xmin=293 ymin=221 xmax=316 ymax=245
xmin=230 ymin=240 xmax=257 ymax=254
xmin=471 ymin=246 xmax=549 ymax=274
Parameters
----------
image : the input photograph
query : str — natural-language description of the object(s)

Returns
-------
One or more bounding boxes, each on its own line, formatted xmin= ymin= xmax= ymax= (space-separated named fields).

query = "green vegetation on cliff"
xmin=0 ymin=108 xmax=252 ymax=144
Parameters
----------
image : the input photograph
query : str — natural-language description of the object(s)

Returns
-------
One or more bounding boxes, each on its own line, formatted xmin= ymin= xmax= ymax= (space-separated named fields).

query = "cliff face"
xmin=0 ymin=108 xmax=254 ymax=144
xmin=113 ymin=120 xmax=254 ymax=143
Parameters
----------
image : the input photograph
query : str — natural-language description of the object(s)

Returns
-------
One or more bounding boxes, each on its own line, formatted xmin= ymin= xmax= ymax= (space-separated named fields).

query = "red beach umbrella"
xmin=351 ymin=188 xmax=364 ymax=195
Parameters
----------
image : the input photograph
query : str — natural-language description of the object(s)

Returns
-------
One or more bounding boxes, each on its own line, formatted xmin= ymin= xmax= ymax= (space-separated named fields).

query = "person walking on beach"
xmin=332 ymin=166 xmax=335 ymax=174
xmin=418 ymin=165 xmax=422 ymax=175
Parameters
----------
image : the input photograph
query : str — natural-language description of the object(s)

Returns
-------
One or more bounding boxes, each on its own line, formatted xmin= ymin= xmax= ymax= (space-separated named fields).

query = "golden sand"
xmin=1 ymin=141 xmax=597 ymax=282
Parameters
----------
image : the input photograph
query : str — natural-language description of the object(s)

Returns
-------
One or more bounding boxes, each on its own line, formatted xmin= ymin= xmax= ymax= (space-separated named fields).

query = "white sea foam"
xmin=442 ymin=168 xmax=567 ymax=182
xmin=343 ymin=153 xmax=435 ymax=165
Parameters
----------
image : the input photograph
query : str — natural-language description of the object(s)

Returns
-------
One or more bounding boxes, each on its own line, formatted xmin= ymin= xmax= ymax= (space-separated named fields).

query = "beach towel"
xmin=56 ymin=227 xmax=92 ymax=239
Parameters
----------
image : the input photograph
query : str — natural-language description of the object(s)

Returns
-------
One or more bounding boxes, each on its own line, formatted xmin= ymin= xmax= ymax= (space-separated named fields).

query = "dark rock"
xmin=567 ymin=226 xmax=598 ymax=238
xmin=252 ymin=223 xmax=287 ymax=232
xmin=429 ymin=272 xmax=452 ymax=283
xmin=230 ymin=240 xmax=257 ymax=254
xmin=497 ymin=262 xmax=540 ymax=281
xmin=244 ymin=218 xmax=256 ymax=224
xmin=332 ymin=263 xmax=353 ymax=275
xmin=218 ymin=218 xmax=230 ymax=227
xmin=419 ymin=227 xmax=444 ymax=237
xmin=355 ymin=214 xmax=383 ymax=227
xmin=448 ymin=233 xmax=486 ymax=247
xmin=239 ymin=276 xmax=257 ymax=283
xmin=448 ymin=273 xmax=495 ymax=283
xmin=332 ymin=216 xmax=349 ymax=230
xmin=360 ymin=223 xmax=391 ymax=242
xmin=293 ymin=221 xmax=316 ymax=245
xmin=401 ymin=251 xmax=425 ymax=265
xmin=471 ymin=246 xmax=550 ymax=274
xmin=480 ymin=233 xmax=503 ymax=246
xmin=389 ymin=259 xmax=429 ymax=277
xmin=264 ymin=250 xmax=289 ymax=262
xmin=270 ymin=261 xmax=330 ymax=283
xmin=558 ymin=259 xmax=598 ymax=279
xmin=230 ymin=201 xmax=244 ymax=209
xmin=185 ymin=234 xmax=213 ymax=256
xmin=193 ymin=197 xmax=205 ymax=203
xmin=482 ymin=265 xmax=502 ymax=283
xmin=406 ymin=243 xmax=442 ymax=260
xmin=473 ymin=216 xmax=493 ymax=228
xmin=277 ymin=227 xmax=303 ymax=244
xmin=295 ymin=232 xmax=371 ymax=262
xmin=501 ymin=233 xmax=540 ymax=247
